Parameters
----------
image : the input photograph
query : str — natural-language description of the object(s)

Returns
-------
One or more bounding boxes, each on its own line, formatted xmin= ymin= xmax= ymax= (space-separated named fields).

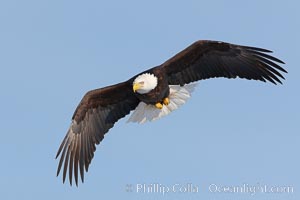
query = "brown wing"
xmin=56 ymin=81 xmax=139 ymax=186
xmin=161 ymin=40 xmax=287 ymax=85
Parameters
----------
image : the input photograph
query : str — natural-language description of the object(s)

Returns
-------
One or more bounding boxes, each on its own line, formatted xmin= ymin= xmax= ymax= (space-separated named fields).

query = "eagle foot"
xmin=163 ymin=97 xmax=169 ymax=106
xmin=155 ymin=102 xmax=163 ymax=109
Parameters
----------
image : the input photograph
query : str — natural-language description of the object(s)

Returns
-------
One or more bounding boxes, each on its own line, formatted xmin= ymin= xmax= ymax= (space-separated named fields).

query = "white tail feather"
xmin=127 ymin=83 xmax=198 ymax=124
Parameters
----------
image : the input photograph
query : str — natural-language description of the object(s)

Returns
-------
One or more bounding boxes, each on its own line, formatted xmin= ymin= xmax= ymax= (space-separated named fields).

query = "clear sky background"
xmin=0 ymin=1 xmax=299 ymax=200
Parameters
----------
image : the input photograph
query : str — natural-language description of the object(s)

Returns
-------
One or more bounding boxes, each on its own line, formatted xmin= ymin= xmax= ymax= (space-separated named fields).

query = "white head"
xmin=133 ymin=73 xmax=158 ymax=94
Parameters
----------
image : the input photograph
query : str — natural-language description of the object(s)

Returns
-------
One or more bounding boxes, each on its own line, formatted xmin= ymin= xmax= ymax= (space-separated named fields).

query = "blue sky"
xmin=0 ymin=0 xmax=299 ymax=200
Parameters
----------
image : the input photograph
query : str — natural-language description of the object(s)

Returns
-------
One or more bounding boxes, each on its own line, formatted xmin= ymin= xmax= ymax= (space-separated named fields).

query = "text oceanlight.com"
xmin=208 ymin=183 xmax=294 ymax=195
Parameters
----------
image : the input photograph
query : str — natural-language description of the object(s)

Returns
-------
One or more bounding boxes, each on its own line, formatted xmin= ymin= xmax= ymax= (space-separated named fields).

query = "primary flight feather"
xmin=56 ymin=40 xmax=287 ymax=186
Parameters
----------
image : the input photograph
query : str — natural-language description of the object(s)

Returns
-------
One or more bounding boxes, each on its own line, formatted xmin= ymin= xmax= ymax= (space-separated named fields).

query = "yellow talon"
xmin=163 ymin=97 xmax=169 ymax=105
xmin=155 ymin=102 xmax=163 ymax=109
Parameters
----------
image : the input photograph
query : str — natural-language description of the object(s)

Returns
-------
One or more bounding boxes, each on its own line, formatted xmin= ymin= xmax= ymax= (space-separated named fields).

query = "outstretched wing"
xmin=56 ymin=81 xmax=139 ymax=186
xmin=161 ymin=40 xmax=287 ymax=85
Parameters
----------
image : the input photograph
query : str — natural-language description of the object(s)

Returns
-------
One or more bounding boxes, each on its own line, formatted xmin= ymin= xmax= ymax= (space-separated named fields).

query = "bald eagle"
xmin=56 ymin=40 xmax=287 ymax=186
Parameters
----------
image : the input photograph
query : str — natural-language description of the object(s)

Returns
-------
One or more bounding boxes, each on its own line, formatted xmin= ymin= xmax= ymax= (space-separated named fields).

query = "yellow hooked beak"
xmin=133 ymin=83 xmax=142 ymax=93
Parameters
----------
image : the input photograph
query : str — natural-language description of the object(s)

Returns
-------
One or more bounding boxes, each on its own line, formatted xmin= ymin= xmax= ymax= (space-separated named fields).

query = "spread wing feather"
xmin=56 ymin=81 xmax=139 ymax=186
xmin=161 ymin=40 xmax=287 ymax=85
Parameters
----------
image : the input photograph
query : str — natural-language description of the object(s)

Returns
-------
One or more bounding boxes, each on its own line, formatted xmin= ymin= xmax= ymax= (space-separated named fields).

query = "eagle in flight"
xmin=56 ymin=40 xmax=287 ymax=186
